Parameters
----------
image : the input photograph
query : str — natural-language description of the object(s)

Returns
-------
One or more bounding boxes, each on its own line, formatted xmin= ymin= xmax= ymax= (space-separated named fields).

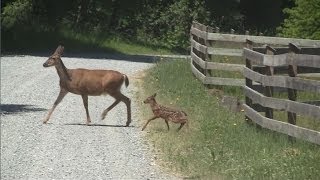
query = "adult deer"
xmin=42 ymin=45 xmax=131 ymax=126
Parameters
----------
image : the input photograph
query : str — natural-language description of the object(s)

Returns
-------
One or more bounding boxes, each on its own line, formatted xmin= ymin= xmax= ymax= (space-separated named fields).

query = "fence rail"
xmin=190 ymin=21 xmax=320 ymax=145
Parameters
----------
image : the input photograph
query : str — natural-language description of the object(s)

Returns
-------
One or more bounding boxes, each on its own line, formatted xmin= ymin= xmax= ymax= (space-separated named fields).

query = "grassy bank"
xmin=138 ymin=59 xmax=320 ymax=179
xmin=2 ymin=29 xmax=174 ymax=55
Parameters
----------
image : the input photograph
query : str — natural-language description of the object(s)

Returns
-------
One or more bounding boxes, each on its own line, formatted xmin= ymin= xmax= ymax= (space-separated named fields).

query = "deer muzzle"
xmin=43 ymin=63 xmax=49 ymax=67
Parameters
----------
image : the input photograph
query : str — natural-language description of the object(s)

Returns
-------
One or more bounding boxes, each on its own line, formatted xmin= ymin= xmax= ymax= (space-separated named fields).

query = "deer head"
xmin=43 ymin=45 xmax=64 ymax=67
xmin=143 ymin=93 xmax=157 ymax=104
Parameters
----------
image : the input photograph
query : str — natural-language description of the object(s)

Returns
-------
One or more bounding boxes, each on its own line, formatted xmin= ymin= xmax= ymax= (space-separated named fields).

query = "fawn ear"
xmin=53 ymin=45 xmax=64 ymax=56
xmin=152 ymin=93 xmax=157 ymax=97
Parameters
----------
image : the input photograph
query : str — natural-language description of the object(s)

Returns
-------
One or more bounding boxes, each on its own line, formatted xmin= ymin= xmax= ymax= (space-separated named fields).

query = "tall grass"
xmin=138 ymin=59 xmax=320 ymax=179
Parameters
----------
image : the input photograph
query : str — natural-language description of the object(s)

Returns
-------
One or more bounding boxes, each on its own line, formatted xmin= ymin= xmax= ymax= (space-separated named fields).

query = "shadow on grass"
xmin=0 ymin=104 xmax=46 ymax=115
xmin=64 ymin=123 xmax=135 ymax=128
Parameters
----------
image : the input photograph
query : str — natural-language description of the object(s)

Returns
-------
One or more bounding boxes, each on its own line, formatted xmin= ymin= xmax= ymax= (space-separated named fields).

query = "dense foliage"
xmin=1 ymin=0 xmax=317 ymax=52
xmin=278 ymin=0 xmax=320 ymax=40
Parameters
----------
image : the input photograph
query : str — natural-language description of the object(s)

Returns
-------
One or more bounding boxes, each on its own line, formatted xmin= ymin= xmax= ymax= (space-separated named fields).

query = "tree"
xmin=278 ymin=0 xmax=320 ymax=39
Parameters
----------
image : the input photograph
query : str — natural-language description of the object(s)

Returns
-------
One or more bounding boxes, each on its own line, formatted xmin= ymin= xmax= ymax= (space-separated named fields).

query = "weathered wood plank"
xmin=244 ymin=86 xmax=320 ymax=119
xmin=253 ymin=47 xmax=320 ymax=55
xmin=206 ymin=62 xmax=244 ymax=72
xmin=190 ymin=27 xmax=207 ymax=40
xmin=191 ymin=39 xmax=207 ymax=54
xmin=243 ymin=48 xmax=264 ymax=65
xmin=263 ymin=54 xmax=320 ymax=68
xmin=191 ymin=62 xmax=205 ymax=83
xmin=191 ymin=51 xmax=206 ymax=69
xmin=243 ymin=104 xmax=320 ymax=145
xmin=207 ymin=33 xmax=320 ymax=47
xmin=192 ymin=21 xmax=207 ymax=31
xmin=262 ymin=54 xmax=287 ymax=66
xmin=253 ymin=66 xmax=320 ymax=74
xmin=204 ymin=77 xmax=244 ymax=86
xmin=207 ymin=47 xmax=243 ymax=56
xmin=243 ymin=67 xmax=320 ymax=93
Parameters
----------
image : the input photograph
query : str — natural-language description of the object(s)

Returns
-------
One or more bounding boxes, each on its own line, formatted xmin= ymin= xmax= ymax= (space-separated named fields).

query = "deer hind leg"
xmin=81 ymin=95 xmax=91 ymax=125
xmin=43 ymin=88 xmax=68 ymax=124
xmin=142 ymin=116 xmax=158 ymax=131
xmin=111 ymin=92 xmax=131 ymax=127
xmin=101 ymin=100 xmax=120 ymax=120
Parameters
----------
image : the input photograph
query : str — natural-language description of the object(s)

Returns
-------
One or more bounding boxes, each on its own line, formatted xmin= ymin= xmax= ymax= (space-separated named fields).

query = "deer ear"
xmin=53 ymin=45 xmax=64 ymax=56
xmin=153 ymin=93 xmax=157 ymax=97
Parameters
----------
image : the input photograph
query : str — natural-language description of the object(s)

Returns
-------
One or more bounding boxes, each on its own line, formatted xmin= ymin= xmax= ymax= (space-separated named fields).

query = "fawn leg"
xmin=165 ymin=120 xmax=170 ymax=130
xmin=101 ymin=100 xmax=120 ymax=120
xmin=142 ymin=116 xmax=158 ymax=131
xmin=81 ymin=95 xmax=91 ymax=125
xmin=43 ymin=88 xmax=68 ymax=124
xmin=177 ymin=122 xmax=186 ymax=131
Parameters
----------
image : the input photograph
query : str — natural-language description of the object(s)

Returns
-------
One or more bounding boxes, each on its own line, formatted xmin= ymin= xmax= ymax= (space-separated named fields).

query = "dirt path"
xmin=0 ymin=55 xmax=179 ymax=179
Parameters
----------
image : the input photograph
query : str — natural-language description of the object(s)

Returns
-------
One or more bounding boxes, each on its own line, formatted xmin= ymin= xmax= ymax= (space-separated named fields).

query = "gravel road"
xmin=1 ymin=55 xmax=179 ymax=180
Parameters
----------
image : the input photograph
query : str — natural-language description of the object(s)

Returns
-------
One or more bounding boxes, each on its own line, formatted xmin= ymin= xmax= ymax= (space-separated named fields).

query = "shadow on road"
xmin=64 ymin=123 xmax=135 ymax=128
xmin=0 ymin=104 xmax=46 ymax=115
xmin=2 ymin=51 xmax=182 ymax=63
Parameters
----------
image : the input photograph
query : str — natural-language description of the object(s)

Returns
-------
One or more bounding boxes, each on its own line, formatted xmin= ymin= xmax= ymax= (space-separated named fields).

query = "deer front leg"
xmin=43 ymin=88 xmax=68 ymax=124
xmin=81 ymin=95 xmax=91 ymax=125
xmin=142 ymin=116 xmax=158 ymax=131
xmin=101 ymin=100 xmax=120 ymax=120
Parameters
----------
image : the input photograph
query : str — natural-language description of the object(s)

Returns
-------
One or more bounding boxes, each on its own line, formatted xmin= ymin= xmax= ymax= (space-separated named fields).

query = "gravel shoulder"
xmin=0 ymin=55 xmax=179 ymax=179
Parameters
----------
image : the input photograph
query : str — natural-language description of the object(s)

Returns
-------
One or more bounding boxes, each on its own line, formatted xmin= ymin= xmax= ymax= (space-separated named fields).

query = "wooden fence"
xmin=190 ymin=21 xmax=320 ymax=87
xmin=190 ymin=21 xmax=320 ymax=145
xmin=243 ymin=43 xmax=320 ymax=145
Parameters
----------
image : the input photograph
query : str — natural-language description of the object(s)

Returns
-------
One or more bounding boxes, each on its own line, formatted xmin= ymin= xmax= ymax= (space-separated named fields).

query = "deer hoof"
xmin=101 ymin=113 xmax=107 ymax=120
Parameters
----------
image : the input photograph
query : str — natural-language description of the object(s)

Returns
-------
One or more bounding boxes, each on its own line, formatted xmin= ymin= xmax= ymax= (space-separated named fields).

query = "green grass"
xmin=138 ymin=59 xmax=320 ymax=179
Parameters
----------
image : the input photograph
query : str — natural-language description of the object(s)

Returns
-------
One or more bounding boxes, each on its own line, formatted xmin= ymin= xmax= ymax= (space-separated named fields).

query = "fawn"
xmin=142 ymin=93 xmax=188 ymax=131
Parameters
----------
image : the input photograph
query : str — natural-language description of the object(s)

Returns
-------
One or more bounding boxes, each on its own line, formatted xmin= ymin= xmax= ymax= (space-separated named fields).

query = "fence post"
xmin=287 ymin=43 xmax=300 ymax=142
xmin=264 ymin=46 xmax=275 ymax=119
xmin=190 ymin=22 xmax=195 ymax=66
xmin=191 ymin=21 xmax=205 ymax=75
xmin=205 ymin=26 xmax=214 ymax=82
xmin=245 ymin=39 xmax=254 ymax=124
xmin=215 ymin=27 xmax=220 ymax=33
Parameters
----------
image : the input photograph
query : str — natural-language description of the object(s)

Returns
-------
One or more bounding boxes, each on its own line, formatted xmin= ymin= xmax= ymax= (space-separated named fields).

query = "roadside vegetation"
xmin=138 ymin=59 xmax=320 ymax=179
xmin=2 ymin=29 xmax=174 ymax=55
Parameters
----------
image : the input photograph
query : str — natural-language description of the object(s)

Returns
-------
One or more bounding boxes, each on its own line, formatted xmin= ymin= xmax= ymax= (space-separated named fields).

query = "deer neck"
xmin=55 ymin=59 xmax=71 ymax=82
xmin=150 ymin=99 xmax=160 ymax=110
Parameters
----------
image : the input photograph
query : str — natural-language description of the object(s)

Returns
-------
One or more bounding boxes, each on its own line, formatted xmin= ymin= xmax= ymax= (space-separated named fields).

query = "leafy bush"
xmin=278 ymin=0 xmax=320 ymax=39
xmin=1 ymin=0 xmax=33 ymax=30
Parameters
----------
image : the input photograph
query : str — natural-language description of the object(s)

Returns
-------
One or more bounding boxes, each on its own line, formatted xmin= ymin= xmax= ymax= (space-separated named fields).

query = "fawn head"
xmin=43 ymin=45 xmax=64 ymax=67
xmin=143 ymin=93 xmax=157 ymax=104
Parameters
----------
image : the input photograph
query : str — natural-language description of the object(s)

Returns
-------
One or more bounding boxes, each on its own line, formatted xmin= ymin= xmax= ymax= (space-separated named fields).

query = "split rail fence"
xmin=190 ymin=21 xmax=320 ymax=145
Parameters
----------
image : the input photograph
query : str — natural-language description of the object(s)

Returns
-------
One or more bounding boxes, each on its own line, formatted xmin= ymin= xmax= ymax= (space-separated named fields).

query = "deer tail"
xmin=123 ymin=74 xmax=129 ymax=88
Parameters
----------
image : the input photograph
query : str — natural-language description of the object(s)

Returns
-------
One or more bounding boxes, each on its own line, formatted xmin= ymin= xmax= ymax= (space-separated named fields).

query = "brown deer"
xmin=42 ymin=45 xmax=131 ymax=126
xmin=142 ymin=93 xmax=188 ymax=131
